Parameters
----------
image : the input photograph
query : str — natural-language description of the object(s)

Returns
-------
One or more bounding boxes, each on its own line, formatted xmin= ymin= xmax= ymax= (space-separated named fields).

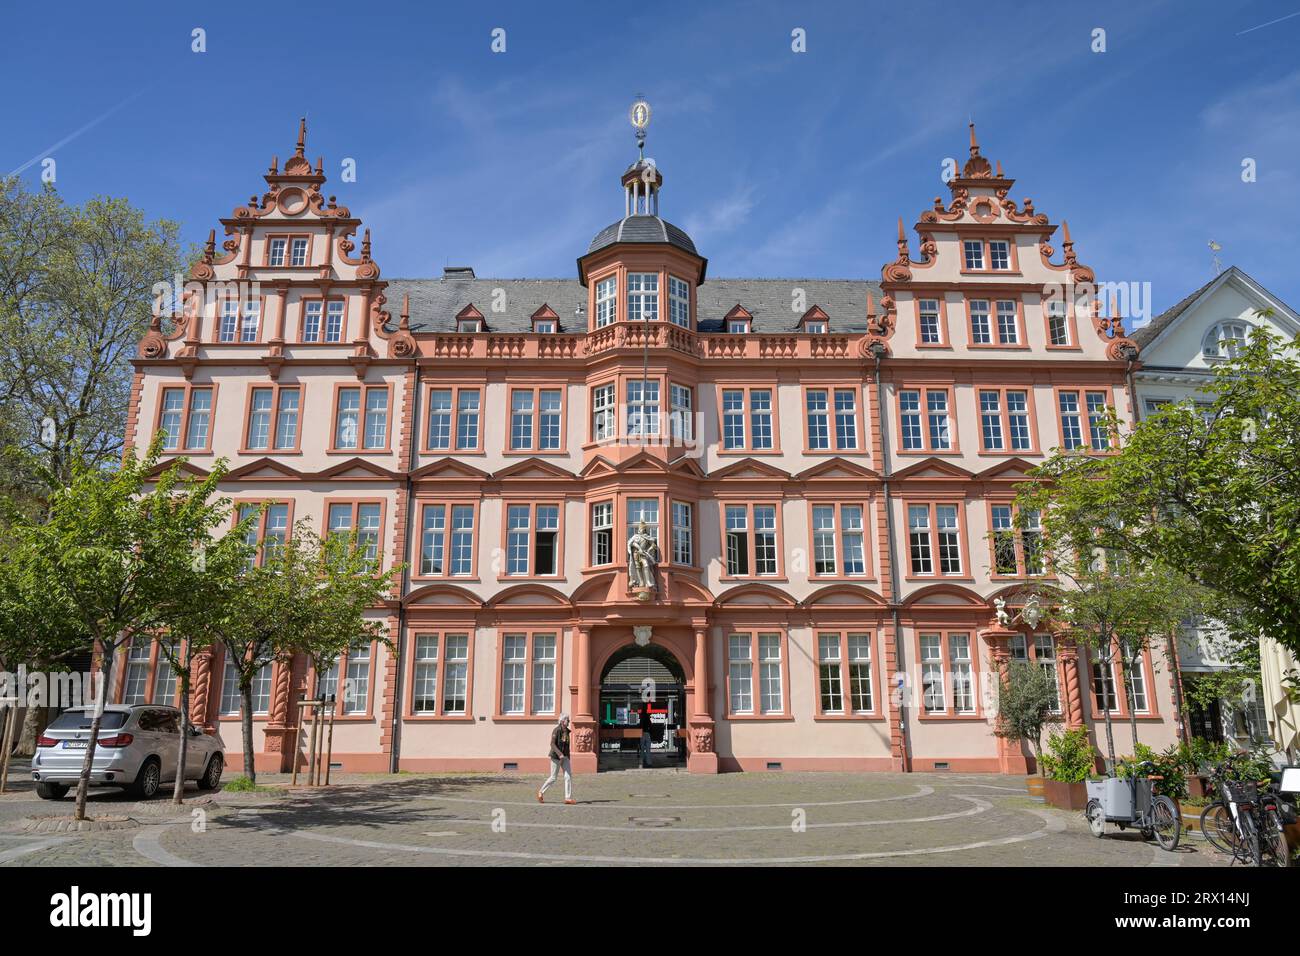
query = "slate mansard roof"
xmin=384 ymin=276 xmax=884 ymax=335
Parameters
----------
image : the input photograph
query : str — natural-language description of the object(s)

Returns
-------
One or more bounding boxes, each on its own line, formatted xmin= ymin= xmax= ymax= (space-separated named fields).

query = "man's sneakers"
xmin=564 ymin=799 xmax=576 ymax=805
xmin=537 ymin=791 xmax=544 ymax=804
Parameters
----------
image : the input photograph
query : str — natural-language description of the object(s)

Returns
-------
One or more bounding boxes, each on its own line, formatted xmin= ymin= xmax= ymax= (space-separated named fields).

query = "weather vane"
xmin=629 ymin=95 xmax=651 ymax=159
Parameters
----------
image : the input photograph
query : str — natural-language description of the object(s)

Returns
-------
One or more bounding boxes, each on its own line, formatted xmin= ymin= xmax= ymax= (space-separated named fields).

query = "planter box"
xmin=1187 ymin=775 xmax=1209 ymax=800
xmin=1043 ymin=779 xmax=1088 ymax=811
xmin=1025 ymin=775 xmax=1045 ymax=797
xmin=1179 ymin=803 xmax=1205 ymax=830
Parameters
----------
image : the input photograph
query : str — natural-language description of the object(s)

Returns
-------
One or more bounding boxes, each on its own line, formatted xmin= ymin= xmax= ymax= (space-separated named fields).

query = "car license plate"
xmin=62 ymin=741 xmax=87 ymax=750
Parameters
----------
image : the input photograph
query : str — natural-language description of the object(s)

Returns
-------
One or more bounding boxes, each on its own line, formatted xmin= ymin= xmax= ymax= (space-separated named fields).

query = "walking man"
xmin=638 ymin=704 xmax=653 ymax=768
xmin=538 ymin=713 xmax=574 ymax=804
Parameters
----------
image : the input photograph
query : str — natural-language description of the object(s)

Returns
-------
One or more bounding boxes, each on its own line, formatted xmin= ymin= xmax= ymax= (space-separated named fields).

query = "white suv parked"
xmin=31 ymin=704 xmax=225 ymax=800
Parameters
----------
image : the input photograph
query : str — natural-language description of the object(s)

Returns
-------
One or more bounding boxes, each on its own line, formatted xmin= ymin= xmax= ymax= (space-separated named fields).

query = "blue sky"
xmin=5 ymin=0 xmax=1300 ymax=320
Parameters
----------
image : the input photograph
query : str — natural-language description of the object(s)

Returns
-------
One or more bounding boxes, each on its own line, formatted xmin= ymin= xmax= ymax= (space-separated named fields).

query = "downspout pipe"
xmin=390 ymin=361 xmax=422 ymax=773
xmin=871 ymin=342 xmax=910 ymax=772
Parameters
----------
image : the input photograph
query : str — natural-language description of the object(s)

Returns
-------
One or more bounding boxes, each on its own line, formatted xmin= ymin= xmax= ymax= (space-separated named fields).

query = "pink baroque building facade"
xmin=118 ymin=120 xmax=1181 ymax=775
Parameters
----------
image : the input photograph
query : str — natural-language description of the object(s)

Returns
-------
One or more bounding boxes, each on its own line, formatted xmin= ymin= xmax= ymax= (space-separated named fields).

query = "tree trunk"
xmin=172 ymin=643 xmax=192 ymax=805
xmin=1120 ymin=649 xmax=1140 ymax=753
xmin=74 ymin=653 xmax=113 ymax=821
xmin=17 ymin=697 xmax=45 ymax=756
xmin=241 ymin=681 xmax=256 ymax=785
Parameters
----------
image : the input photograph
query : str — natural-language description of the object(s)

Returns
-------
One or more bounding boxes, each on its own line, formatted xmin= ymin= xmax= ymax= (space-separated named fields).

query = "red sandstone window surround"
xmin=507 ymin=385 xmax=567 ymax=454
xmin=155 ymin=383 xmax=217 ymax=454
xmin=298 ymin=296 xmax=348 ymax=343
xmin=814 ymin=631 xmax=881 ymax=719
xmin=233 ymin=499 xmax=295 ymax=568
xmin=241 ymin=383 xmax=303 ymax=453
xmin=324 ymin=498 xmax=387 ymax=567
xmin=966 ymin=297 xmax=1027 ymax=348
xmin=116 ymin=637 xmax=181 ymax=708
xmin=264 ymin=234 xmax=312 ymax=268
xmin=329 ymin=383 xmax=392 ymax=453
xmin=986 ymin=501 xmax=1044 ymax=578
xmin=501 ymin=501 xmax=564 ymax=579
xmin=721 ymin=501 xmax=784 ymax=579
xmin=808 ymin=501 xmax=873 ymax=579
xmin=976 ymin=386 xmax=1038 ymax=454
xmin=1055 ymin=387 xmax=1113 ymax=452
xmin=960 ymin=237 xmax=1019 ymax=274
xmin=214 ymin=295 xmax=265 ymax=343
xmin=495 ymin=629 xmax=565 ymax=719
xmin=895 ymin=385 xmax=957 ymax=454
xmin=915 ymin=296 xmax=951 ymax=348
xmin=803 ymin=385 xmax=864 ymax=453
xmin=423 ymin=384 xmax=482 ymax=453
xmin=414 ymin=500 xmax=478 ymax=579
xmin=406 ymin=631 xmax=475 ymax=720
xmin=1087 ymin=642 xmax=1158 ymax=719
xmin=588 ymin=499 xmax=614 ymax=568
xmin=717 ymin=384 xmax=779 ymax=454
xmin=917 ymin=629 xmax=982 ymax=718
xmin=725 ymin=630 xmax=790 ymax=719
xmin=904 ymin=500 xmax=969 ymax=579
xmin=312 ymin=640 xmax=376 ymax=718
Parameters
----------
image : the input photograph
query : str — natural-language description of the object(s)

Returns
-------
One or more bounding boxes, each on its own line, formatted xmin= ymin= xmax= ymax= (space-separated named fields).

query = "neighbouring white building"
xmin=1131 ymin=265 xmax=1300 ymax=754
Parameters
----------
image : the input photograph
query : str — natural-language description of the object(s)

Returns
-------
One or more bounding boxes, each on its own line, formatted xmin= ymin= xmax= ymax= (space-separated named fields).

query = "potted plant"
xmin=992 ymin=660 xmax=1062 ymax=796
xmin=1040 ymin=727 xmax=1097 ymax=810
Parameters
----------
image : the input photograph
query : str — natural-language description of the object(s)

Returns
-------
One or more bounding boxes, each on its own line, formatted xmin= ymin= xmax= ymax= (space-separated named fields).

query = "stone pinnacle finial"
xmin=296 ymin=117 xmax=307 ymax=157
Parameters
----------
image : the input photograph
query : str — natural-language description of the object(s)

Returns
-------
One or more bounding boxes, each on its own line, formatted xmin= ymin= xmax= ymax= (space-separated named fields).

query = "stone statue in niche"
xmin=627 ymin=520 xmax=659 ymax=592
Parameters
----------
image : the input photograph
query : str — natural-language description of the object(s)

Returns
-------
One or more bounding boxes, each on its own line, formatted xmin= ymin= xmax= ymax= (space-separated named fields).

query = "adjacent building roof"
xmin=1131 ymin=265 xmax=1300 ymax=350
xmin=1130 ymin=273 xmax=1222 ymax=348
xmin=384 ymin=275 xmax=883 ymax=334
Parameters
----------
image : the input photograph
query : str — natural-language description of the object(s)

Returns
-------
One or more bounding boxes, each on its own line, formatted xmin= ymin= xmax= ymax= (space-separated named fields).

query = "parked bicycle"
xmin=1198 ymin=754 xmax=1296 ymax=867
xmin=1085 ymin=760 xmax=1181 ymax=851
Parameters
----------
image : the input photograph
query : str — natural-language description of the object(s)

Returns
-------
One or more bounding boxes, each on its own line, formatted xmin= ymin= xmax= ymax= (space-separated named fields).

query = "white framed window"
xmin=671 ymin=500 xmax=693 ymax=565
xmin=918 ymin=298 xmax=942 ymax=344
xmin=963 ymin=240 xmax=985 ymax=271
xmin=950 ymin=634 xmax=974 ymax=714
xmin=343 ymin=643 xmax=370 ymax=714
xmin=1202 ymin=321 xmax=1249 ymax=360
xmin=969 ymin=299 xmax=992 ymax=344
xmin=412 ymin=634 xmax=440 ymax=714
xmin=533 ymin=319 xmax=557 ymax=333
xmin=669 ymin=383 xmax=693 ymax=441
xmin=758 ymin=633 xmax=783 ymax=714
xmin=123 ymin=640 xmax=151 ymax=705
xmin=627 ymin=379 xmax=660 ymax=437
xmin=501 ymin=634 xmax=527 ymax=715
xmin=626 ymin=272 xmax=659 ymax=322
xmin=456 ymin=389 xmax=481 ymax=449
xmin=592 ymin=383 xmax=615 ymax=441
xmin=996 ymin=300 xmax=1019 ymax=344
xmin=803 ymin=320 xmax=828 ymax=334
xmin=818 ymin=634 xmax=844 ymax=713
xmin=627 ymin=498 xmax=659 ymax=548
xmin=728 ymin=634 xmax=753 ymax=714
xmin=668 ymin=275 xmax=691 ymax=328
xmin=591 ymin=501 xmax=613 ymax=566
xmin=921 ymin=634 xmax=945 ymax=713
xmin=595 ymin=275 xmax=617 ymax=328
xmin=441 ymin=634 xmax=469 ymax=714
xmin=531 ymin=633 xmax=557 ymax=714
xmin=268 ymin=238 xmax=288 ymax=267
xmin=1047 ymin=300 xmax=1071 ymax=346
xmin=727 ymin=318 xmax=750 ymax=334
xmin=505 ymin=503 xmax=559 ymax=576
xmin=988 ymin=240 xmax=1011 ymax=270
xmin=290 ymin=237 xmax=309 ymax=267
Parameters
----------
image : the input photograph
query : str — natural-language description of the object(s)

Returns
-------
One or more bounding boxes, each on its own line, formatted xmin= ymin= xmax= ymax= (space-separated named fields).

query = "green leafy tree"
xmin=1023 ymin=324 xmax=1300 ymax=659
xmin=11 ymin=441 xmax=231 ymax=819
xmin=152 ymin=511 xmax=255 ymax=803
xmin=992 ymin=660 xmax=1063 ymax=768
xmin=0 ymin=178 xmax=190 ymax=503
xmin=1015 ymin=476 xmax=1199 ymax=772
xmin=293 ymin=529 xmax=399 ymax=773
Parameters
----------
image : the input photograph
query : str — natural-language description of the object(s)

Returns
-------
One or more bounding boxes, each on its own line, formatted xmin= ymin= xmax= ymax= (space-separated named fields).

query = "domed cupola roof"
xmin=587 ymin=214 xmax=698 ymax=256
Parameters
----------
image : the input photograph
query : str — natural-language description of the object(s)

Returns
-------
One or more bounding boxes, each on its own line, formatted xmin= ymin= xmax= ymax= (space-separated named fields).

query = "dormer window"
xmin=457 ymin=318 xmax=483 ymax=333
xmin=799 ymin=306 xmax=830 ymax=334
xmin=804 ymin=321 xmax=828 ymax=334
xmin=533 ymin=319 xmax=557 ymax=334
xmin=1203 ymin=321 xmax=1249 ymax=360
xmin=627 ymin=272 xmax=659 ymax=321
xmin=595 ymin=276 xmax=617 ymax=328
xmin=668 ymin=275 xmax=691 ymax=329
xmin=728 ymin=318 xmax=751 ymax=334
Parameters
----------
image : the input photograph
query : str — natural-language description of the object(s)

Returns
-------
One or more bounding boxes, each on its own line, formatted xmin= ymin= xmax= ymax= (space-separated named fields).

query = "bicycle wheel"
xmin=1262 ymin=809 xmax=1291 ymax=868
xmin=1199 ymin=802 xmax=1238 ymax=855
xmin=1151 ymin=796 xmax=1181 ymax=851
xmin=1239 ymin=810 xmax=1261 ymax=866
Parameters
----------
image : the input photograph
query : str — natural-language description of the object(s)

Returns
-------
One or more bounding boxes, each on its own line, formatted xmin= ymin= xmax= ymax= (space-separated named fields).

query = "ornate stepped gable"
xmin=877 ymin=123 xmax=1138 ymax=362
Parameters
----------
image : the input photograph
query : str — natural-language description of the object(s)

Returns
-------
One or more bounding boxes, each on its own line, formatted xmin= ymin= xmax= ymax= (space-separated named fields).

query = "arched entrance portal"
xmin=598 ymin=643 xmax=687 ymax=770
